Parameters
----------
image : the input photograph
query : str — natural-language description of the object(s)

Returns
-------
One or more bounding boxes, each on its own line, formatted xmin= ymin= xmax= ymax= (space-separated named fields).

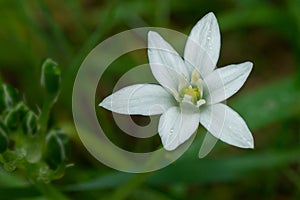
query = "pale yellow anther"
xmin=191 ymin=69 xmax=201 ymax=83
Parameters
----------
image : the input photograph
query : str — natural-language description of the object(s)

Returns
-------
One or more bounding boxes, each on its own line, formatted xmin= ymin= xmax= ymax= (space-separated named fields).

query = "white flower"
xmin=99 ymin=12 xmax=254 ymax=151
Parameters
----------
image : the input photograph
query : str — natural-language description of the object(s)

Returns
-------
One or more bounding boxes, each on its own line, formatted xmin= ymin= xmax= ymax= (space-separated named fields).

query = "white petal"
xmin=203 ymin=62 xmax=253 ymax=105
xmin=99 ymin=84 xmax=175 ymax=116
xmin=150 ymin=63 xmax=189 ymax=99
xmin=198 ymin=132 xmax=218 ymax=158
xmin=148 ymin=31 xmax=189 ymax=79
xmin=199 ymin=103 xmax=254 ymax=148
xmin=184 ymin=12 xmax=220 ymax=78
xmin=158 ymin=104 xmax=200 ymax=151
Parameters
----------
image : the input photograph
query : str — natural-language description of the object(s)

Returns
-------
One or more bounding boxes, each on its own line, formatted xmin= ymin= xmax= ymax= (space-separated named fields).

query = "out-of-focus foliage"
xmin=0 ymin=0 xmax=300 ymax=199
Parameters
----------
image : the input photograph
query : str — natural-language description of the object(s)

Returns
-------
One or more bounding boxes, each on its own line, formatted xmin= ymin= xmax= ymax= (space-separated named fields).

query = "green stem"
xmin=39 ymin=95 xmax=54 ymax=137
xmin=35 ymin=183 xmax=70 ymax=200
xmin=109 ymin=173 xmax=152 ymax=200
xmin=38 ymin=94 xmax=57 ymax=161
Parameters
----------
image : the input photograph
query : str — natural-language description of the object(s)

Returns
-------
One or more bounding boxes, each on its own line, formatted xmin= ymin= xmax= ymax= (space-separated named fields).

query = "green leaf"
xmin=231 ymin=77 xmax=300 ymax=130
xmin=148 ymin=149 xmax=300 ymax=184
xmin=0 ymin=186 xmax=40 ymax=199
xmin=64 ymin=173 xmax=134 ymax=191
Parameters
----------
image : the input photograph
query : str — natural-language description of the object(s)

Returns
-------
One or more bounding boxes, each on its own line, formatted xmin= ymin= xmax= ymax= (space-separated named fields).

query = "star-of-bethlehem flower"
xmin=99 ymin=12 xmax=254 ymax=152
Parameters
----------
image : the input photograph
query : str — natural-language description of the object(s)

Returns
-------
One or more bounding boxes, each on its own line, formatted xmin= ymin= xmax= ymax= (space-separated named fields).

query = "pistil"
xmin=179 ymin=70 xmax=206 ymax=107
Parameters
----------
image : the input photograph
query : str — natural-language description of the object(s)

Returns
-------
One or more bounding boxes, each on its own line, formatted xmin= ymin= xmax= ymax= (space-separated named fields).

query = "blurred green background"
xmin=1 ymin=0 xmax=300 ymax=199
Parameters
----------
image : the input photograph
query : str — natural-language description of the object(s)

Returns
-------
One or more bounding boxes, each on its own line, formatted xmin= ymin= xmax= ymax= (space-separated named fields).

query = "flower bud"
xmin=4 ymin=108 xmax=19 ymax=131
xmin=41 ymin=58 xmax=61 ymax=94
xmin=22 ymin=111 xmax=38 ymax=137
xmin=15 ymin=102 xmax=29 ymax=120
xmin=1 ymin=149 xmax=26 ymax=172
xmin=0 ymin=84 xmax=18 ymax=111
xmin=45 ymin=129 xmax=70 ymax=169
xmin=0 ymin=123 xmax=8 ymax=153
xmin=35 ymin=163 xmax=52 ymax=183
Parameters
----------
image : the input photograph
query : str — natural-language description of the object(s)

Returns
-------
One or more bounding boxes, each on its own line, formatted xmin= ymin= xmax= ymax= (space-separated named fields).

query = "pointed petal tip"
xmin=206 ymin=12 xmax=216 ymax=18
xmin=198 ymin=154 xmax=204 ymax=159
xmin=200 ymin=12 xmax=217 ymax=23
xmin=98 ymin=96 xmax=111 ymax=109
xmin=249 ymin=63 xmax=254 ymax=72
xmin=194 ymin=12 xmax=217 ymax=28
xmin=245 ymin=61 xmax=254 ymax=68
xmin=148 ymin=31 xmax=159 ymax=39
xmin=242 ymin=61 xmax=254 ymax=75
xmin=198 ymin=150 xmax=210 ymax=159
xmin=148 ymin=31 xmax=163 ymax=47
xmin=198 ymin=149 xmax=209 ymax=159
xmin=247 ymin=139 xmax=255 ymax=149
xmin=98 ymin=100 xmax=107 ymax=109
xmin=231 ymin=129 xmax=254 ymax=149
xmin=227 ymin=136 xmax=254 ymax=149
xmin=240 ymin=137 xmax=254 ymax=149
xmin=148 ymin=30 xmax=154 ymax=36
xmin=231 ymin=141 xmax=254 ymax=149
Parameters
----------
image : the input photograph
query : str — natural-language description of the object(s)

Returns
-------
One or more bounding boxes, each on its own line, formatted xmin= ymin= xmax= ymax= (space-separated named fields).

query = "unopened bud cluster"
xmin=0 ymin=59 xmax=70 ymax=183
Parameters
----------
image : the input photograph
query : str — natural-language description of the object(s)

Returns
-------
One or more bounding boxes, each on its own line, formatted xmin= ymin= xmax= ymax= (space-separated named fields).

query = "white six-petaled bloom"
xmin=99 ymin=12 xmax=254 ymax=151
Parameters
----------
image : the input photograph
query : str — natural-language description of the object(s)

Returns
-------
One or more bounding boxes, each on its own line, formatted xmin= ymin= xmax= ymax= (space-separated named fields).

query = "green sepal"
xmin=41 ymin=58 xmax=61 ymax=94
xmin=0 ymin=84 xmax=19 ymax=112
xmin=45 ymin=129 xmax=70 ymax=169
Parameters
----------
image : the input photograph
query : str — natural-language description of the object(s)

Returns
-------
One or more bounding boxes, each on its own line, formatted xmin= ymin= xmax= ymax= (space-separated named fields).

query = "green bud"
xmin=1 ymin=149 xmax=26 ymax=172
xmin=41 ymin=58 xmax=61 ymax=94
xmin=4 ymin=108 xmax=19 ymax=131
xmin=45 ymin=129 xmax=70 ymax=169
xmin=0 ymin=84 xmax=18 ymax=111
xmin=0 ymin=123 xmax=8 ymax=153
xmin=22 ymin=111 xmax=38 ymax=137
xmin=15 ymin=102 xmax=29 ymax=120
xmin=34 ymin=163 xmax=52 ymax=183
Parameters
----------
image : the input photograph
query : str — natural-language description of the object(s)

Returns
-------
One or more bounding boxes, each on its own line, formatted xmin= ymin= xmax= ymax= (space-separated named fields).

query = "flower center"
xmin=178 ymin=70 xmax=206 ymax=107
xmin=180 ymin=85 xmax=200 ymax=104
